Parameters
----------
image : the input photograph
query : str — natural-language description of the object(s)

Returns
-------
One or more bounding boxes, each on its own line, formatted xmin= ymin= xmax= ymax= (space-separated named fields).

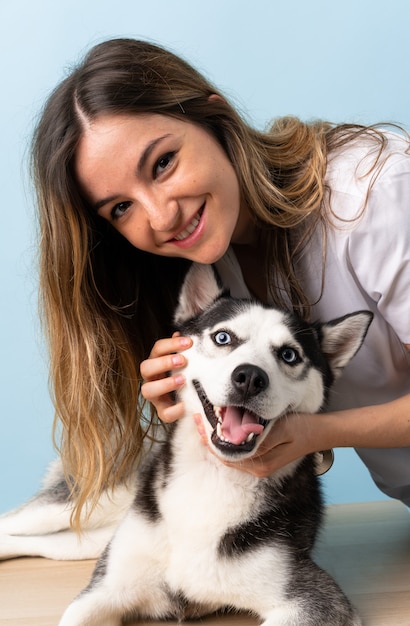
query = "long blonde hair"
xmin=32 ymin=37 xmax=393 ymax=526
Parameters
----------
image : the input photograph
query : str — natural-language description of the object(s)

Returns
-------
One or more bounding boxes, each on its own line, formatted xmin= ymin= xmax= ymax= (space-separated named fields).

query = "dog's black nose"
xmin=231 ymin=364 xmax=269 ymax=398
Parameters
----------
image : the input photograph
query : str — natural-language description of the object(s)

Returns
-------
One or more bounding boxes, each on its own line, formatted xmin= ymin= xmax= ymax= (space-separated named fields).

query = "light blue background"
xmin=1 ymin=0 xmax=409 ymax=514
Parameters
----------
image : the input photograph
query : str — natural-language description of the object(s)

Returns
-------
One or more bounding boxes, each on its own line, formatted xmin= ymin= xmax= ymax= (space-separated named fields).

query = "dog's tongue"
xmin=221 ymin=406 xmax=264 ymax=445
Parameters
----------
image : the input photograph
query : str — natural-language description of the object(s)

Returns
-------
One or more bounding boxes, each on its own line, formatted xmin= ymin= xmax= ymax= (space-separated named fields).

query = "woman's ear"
xmin=208 ymin=93 xmax=225 ymax=104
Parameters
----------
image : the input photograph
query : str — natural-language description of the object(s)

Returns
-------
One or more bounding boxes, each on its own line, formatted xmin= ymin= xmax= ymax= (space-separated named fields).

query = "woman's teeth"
xmin=174 ymin=213 xmax=200 ymax=241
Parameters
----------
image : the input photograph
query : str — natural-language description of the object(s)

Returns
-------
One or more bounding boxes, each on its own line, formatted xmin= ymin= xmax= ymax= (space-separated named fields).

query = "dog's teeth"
xmin=214 ymin=406 xmax=222 ymax=419
xmin=216 ymin=423 xmax=230 ymax=443
xmin=246 ymin=433 xmax=255 ymax=443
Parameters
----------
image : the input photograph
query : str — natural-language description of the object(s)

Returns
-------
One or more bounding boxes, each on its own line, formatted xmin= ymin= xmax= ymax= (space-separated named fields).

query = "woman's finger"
xmin=141 ymin=374 xmax=186 ymax=402
xmin=156 ymin=400 xmax=187 ymax=423
xmin=140 ymin=353 xmax=186 ymax=382
xmin=148 ymin=335 xmax=192 ymax=359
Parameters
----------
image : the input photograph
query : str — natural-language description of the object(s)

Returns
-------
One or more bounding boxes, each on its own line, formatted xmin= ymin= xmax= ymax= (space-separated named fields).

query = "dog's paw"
xmin=59 ymin=599 xmax=122 ymax=626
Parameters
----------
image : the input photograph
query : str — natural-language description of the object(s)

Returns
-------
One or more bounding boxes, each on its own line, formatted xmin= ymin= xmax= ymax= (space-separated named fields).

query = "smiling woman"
xmin=75 ymin=113 xmax=248 ymax=263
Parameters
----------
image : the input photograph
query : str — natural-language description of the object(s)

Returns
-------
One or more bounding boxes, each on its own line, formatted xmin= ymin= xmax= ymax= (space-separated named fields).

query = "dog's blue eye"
xmin=280 ymin=347 xmax=300 ymax=364
xmin=214 ymin=331 xmax=231 ymax=345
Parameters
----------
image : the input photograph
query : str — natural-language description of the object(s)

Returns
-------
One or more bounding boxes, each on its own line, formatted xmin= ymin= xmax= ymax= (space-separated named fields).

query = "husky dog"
xmin=1 ymin=263 xmax=372 ymax=625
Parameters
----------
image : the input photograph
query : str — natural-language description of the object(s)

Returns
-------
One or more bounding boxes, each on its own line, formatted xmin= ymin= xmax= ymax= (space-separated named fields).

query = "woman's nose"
xmin=141 ymin=192 xmax=180 ymax=232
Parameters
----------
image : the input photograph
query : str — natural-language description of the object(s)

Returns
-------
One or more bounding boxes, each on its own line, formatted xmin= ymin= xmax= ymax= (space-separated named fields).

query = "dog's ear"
xmin=174 ymin=263 xmax=225 ymax=325
xmin=318 ymin=311 xmax=373 ymax=380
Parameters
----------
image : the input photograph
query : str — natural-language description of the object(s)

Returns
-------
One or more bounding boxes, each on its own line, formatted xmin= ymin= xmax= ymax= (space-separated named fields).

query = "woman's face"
xmin=75 ymin=113 xmax=254 ymax=264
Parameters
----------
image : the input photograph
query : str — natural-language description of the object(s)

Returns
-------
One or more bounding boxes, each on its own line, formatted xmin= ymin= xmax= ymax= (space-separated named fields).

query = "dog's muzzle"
xmin=192 ymin=380 xmax=268 ymax=455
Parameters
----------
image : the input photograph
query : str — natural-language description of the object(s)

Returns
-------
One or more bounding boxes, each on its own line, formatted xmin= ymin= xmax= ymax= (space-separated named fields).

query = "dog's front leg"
xmin=59 ymin=510 xmax=174 ymax=626
xmin=259 ymin=557 xmax=362 ymax=626
xmin=59 ymin=589 xmax=124 ymax=626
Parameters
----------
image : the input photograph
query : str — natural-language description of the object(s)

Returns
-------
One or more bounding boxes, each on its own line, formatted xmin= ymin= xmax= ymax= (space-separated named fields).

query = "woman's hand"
xmin=140 ymin=333 xmax=192 ymax=423
xmin=221 ymin=393 xmax=410 ymax=476
xmin=227 ymin=413 xmax=316 ymax=477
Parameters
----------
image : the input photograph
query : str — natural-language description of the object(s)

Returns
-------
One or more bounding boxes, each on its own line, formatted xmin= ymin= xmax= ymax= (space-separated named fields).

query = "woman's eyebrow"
xmin=93 ymin=133 xmax=172 ymax=212
xmin=136 ymin=134 xmax=172 ymax=175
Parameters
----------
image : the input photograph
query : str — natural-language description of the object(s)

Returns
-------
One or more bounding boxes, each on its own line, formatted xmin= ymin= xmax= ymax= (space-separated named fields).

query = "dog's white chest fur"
xmin=156 ymin=438 xmax=290 ymax=610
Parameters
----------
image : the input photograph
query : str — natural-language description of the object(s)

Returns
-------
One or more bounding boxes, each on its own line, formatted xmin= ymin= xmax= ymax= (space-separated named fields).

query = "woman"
xmin=32 ymin=37 xmax=410 ymax=527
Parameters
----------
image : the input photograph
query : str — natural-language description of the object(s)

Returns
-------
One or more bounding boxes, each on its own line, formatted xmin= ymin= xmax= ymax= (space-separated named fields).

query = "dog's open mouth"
xmin=193 ymin=380 xmax=268 ymax=454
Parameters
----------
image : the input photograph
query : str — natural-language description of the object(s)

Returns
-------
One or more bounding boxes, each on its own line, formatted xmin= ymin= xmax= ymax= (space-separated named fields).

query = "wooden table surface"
xmin=1 ymin=500 xmax=409 ymax=625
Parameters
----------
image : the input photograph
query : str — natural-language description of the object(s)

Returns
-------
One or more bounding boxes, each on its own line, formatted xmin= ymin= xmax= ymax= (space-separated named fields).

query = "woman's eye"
xmin=111 ymin=201 xmax=132 ymax=220
xmin=154 ymin=152 xmax=175 ymax=176
xmin=214 ymin=331 xmax=231 ymax=345
xmin=279 ymin=347 xmax=300 ymax=365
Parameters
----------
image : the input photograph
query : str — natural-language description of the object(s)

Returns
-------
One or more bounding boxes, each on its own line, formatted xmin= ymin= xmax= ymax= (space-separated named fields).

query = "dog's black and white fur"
xmin=0 ymin=263 xmax=373 ymax=625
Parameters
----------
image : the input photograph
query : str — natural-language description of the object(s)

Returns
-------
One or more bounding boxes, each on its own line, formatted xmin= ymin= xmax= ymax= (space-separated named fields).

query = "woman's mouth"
xmin=174 ymin=212 xmax=201 ymax=241
xmin=169 ymin=206 xmax=205 ymax=248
